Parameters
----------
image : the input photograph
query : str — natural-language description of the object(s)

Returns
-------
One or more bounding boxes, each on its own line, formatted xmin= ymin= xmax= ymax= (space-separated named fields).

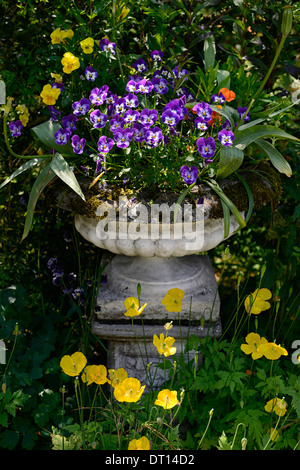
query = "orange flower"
xmin=219 ymin=88 xmax=236 ymax=102
xmin=208 ymin=104 xmax=222 ymax=126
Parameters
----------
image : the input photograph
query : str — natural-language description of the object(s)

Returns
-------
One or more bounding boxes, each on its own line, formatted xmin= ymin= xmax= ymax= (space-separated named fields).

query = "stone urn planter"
xmin=51 ymin=165 xmax=281 ymax=389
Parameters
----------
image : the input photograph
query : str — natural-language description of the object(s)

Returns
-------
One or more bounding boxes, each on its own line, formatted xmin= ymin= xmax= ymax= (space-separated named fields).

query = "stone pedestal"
xmin=91 ymin=254 xmax=222 ymax=388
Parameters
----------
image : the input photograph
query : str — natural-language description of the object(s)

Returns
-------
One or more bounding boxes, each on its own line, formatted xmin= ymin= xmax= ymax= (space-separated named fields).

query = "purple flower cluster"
xmin=47 ymin=257 xmax=88 ymax=304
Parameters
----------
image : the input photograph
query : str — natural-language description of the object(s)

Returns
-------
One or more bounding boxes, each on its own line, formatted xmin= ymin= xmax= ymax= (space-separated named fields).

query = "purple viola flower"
xmin=113 ymin=98 xmax=127 ymax=114
xmin=180 ymin=166 xmax=198 ymax=184
xmin=132 ymin=58 xmax=147 ymax=73
xmin=133 ymin=123 xmax=147 ymax=142
xmin=139 ymin=108 xmax=158 ymax=126
xmin=99 ymin=38 xmax=116 ymax=54
xmin=196 ymin=136 xmax=216 ymax=161
xmin=211 ymin=93 xmax=225 ymax=104
xmin=52 ymin=82 xmax=65 ymax=92
xmin=126 ymin=79 xmax=140 ymax=94
xmin=90 ymin=109 xmax=108 ymax=129
xmin=89 ymin=86 xmax=109 ymax=105
xmin=114 ymin=128 xmax=133 ymax=148
xmin=237 ymin=107 xmax=250 ymax=122
xmin=151 ymin=50 xmax=164 ymax=61
xmin=123 ymin=109 xmax=139 ymax=123
xmin=136 ymin=79 xmax=153 ymax=94
xmin=124 ymin=93 xmax=139 ymax=108
xmin=194 ymin=117 xmax=209 ymax=132
xmin=72 ymin=98 xmax=91 ymax=116
xmin=85 ymin=66 xmax=98 ymax=81
xmin=192 ymin=102 xmax=212 ymax=122
xmin=163 ymin=98 xmax=187 ymax=120
xmin=48 ymin=105 xmax=61 ymax=121
xmin=54 ymin=127 xmax=71 ymax=145
xmin=105 ymin=91 xmax=117 ymax=105
xmin=173 ymin=66 xmax=188 ymax=80
xmin=151 ymin=77 xmax=169 ymax=94
xmin=61 ymin=114 xmax=78 ymax=131
xmin=145 ymin=126 xmax=163 ymax=147
xmin=218 ymin=129 xmax=235 ymax=146
xmin=8 ymin=120 xmax=23 ymax=137
xmin=161 ymin=108 xmax=180 ymax=127
xmin=97 ymin=135 xmax=114 ymax=153
xmin=71 ymin=135 xmax=86 ymax=154
xmin=110 ymin=115 xmax=125 ymax=132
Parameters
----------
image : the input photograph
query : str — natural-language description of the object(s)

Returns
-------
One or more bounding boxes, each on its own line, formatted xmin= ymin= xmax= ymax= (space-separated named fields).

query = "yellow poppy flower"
xmin=128 ymin=436 xmax=150 ymax=450
xmin=81 ymin=364 xmax=107 ymax=385
xmin=154 ymin=389 xmax=179 ymax=410
xmin=240 ymin=332 xmax=268 ymax=360
xmin=40 ymin=84 xmax=61 ymax=105
xmin=80 ymin=37 xmax=94 ymax=54
xmin=257 ymin=342 xmax=288 ymax=360
xmin=244 ymin=288 xmax=272 ymax=315
xmin=161 ymin=288 xmax=185 ymax=312
xmin=107 ymin=368 xmax=128 ymax=387
xmin=124 ymin=297 xmax=147 ymax=317
xmin=60 ymin=352 xmax=87 ymax=377
xmin=265 ymin=397 xmax=287 ymax=416
xmin=114 ymin=377 xmax=145 ymax=403
xmin=153 ymin=333 xmax=176 ymax=357
xmin=268 ymin=428 xmax=280 ymax=442
xmin=61 ymin=52 xmax=80 ymax=74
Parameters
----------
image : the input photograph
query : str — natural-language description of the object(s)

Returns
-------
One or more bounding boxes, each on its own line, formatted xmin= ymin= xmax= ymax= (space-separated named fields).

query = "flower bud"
xmin=137 ymin=283 xmax=141 ymax=298
xmin=241 ymin=437 xmax=248 ymax=450
xmin=281 ymin=6 xmax=293 ymax=37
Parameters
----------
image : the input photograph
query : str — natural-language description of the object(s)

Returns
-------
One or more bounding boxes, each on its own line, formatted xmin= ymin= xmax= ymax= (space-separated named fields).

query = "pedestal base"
xmin=92 ymin=254 xmax=221 ymax=388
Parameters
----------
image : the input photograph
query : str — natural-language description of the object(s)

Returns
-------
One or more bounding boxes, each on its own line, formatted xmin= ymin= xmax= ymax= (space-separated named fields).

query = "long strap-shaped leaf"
xmin=50 ymin=152 xmax=86 ymax=201
xmin=205 ymin=179 xmax=246 ymax=237
xmin=234 ymin=124 xmax=299 ymax=150
xmin=0 ymin=157 xmax=45 ymax=189
xmin=21 ymin=165 xmax=56 ymax=241
xmin=216 ymin=146 xmax=244 ymax=180
xmin=252 ymin=138 xmax=292 ymax=177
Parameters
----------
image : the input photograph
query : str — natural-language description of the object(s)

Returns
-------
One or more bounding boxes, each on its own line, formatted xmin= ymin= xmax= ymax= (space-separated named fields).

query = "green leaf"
xmin=210 ymin=104 xmax=236 ymax=130
xmin=253 ymin=138 xmax=292 ymax=177
xmin=205 ymin=179 xmax=246 ymax=235
xmin=21 ymin=165 xmax=56 ymax=241
xmin=0 ymin=157 xmax=45 ymax=189
xmin=234 ymin=125 xmax=299 ymax=150
xmin=235 ymin=174 xmax=254 ymax=223
xmin=216 ymin=146 xmax=244 ymax=180
xmin=204 ymin=35 xmax=216 ymax=72
xmin=31 ymin=120 xmax=72 ymax=154
xmin=50 ymin=152 xmax=85 ymax=200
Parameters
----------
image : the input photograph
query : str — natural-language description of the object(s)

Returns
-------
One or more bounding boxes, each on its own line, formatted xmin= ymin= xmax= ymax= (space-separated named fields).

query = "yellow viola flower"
xmin=124 ymin=297 xmax=147 ymax=317
xmin=128 ymin=436 xmax=150 ymax=450
xmin=154 ymin=389 xmax=179 ymax=410
xmin=107 ymin=368 xmax=128 ymax=387
xmin=50 ymin=28 xmax=74 ymax=44
xmin=240 ymin=332 xmax=268 ymax=360
xmin=16 ymin=105 xmax=30 ymax=126
xmin=60 ymin=352 xmax=87 ymax=377
xmin=244 ymin=288 xmax=272 ymax=315
xmin=257 ymin=342 xmax=288 ymax=360
xmin=51 ymin=73 xmax=63 ymax=83
xmin=265 ymin=397 xmax=287 ymax=416
xmin=40 ymin=84 xmax=61 ymax=105
xmin=114 ymin=377 xmax=145 ymax=403
xmin=50 ymin=28 xmax=63 ymax=44
xmin=153 ymin=333 xmax=176 ymax=357
xmin=161 ymin=288 xmax=185 ymax=312
xmin=268 ymin=428 xmax=280 ymax=442
xmin=81 ymin=364 xmax=107 ymax=385
xmin=80 ymin=37 xmax=94 ymax=54
xmin=61 ymin=52 xmax=80 ymax=74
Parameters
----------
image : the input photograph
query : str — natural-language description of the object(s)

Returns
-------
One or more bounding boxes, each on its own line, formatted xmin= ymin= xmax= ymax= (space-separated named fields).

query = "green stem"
xmin=246 ymin=35 xmax=287 ymax=116
xmin=3 ymin=114 xmax=52 ymax=160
